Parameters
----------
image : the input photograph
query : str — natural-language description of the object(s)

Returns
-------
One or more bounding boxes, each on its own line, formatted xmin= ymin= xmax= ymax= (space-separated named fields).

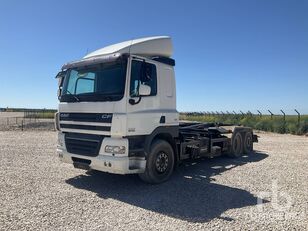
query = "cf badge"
xmin=101 ymin=114 xmax=112 ymax=119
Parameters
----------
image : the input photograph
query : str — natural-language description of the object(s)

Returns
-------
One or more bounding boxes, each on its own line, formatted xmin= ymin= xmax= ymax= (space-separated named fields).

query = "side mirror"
xmin=57 ymin=88 xmax=62 ymax=100
xmin=139 ymin=84 xmax=151 ymax=96
xmin=55 ymin=71 xmax=66 ymax=100
xmin=128 ymin=84 xmax=151 ymax=105
xmin=55 ymin=71 xmax=66 ymax=87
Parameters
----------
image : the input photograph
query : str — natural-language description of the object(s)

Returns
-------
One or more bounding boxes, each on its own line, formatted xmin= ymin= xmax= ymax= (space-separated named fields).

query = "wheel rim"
xmin=233 ymin=134 xmax=241 ymax=153
xmin=155 ymin=152 xmax=169 ymax=173
xmin=246 ymin=135 xmax=252 ymax=147
xmin=245 ymin=133 xmax=252 ymax=152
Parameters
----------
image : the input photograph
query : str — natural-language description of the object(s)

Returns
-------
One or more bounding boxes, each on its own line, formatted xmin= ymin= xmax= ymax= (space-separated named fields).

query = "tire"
xmin=139 ymin=139 xmax=174 ymax=184
xmin=243 ymin=132 xmax=253 ymax=154
xmin=228 ymin=132 xmax=243 ymax=158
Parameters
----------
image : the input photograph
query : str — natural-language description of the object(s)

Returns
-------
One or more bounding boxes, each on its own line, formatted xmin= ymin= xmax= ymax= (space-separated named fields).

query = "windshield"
xmin=60 ymin=60 xmax=127 ymax=102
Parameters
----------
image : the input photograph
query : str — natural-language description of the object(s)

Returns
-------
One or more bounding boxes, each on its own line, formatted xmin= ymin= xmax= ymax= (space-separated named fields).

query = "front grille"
xmin=59 ymin=113 xmax=113 ymax=123
xmin=65 ymin=133 xmax=106 ymax=156
xmin=60 ymin=124 xmax=111 ymax=131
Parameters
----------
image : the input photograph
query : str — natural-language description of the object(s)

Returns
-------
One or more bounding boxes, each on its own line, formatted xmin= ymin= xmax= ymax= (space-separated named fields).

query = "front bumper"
xmin=57 ymin=133 xmax=146 ymax=174
xmin=57 ymin=149 xmax=146 ymax=174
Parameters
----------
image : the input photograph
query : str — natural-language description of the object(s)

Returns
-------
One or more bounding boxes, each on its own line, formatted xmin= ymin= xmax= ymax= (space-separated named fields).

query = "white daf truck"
xmin=55 ymin=36 xmax=257 ymax=183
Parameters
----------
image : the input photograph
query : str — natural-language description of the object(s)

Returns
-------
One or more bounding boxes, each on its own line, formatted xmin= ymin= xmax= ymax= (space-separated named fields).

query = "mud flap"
xmin=253 ymin=134 xmax=259 ymax=143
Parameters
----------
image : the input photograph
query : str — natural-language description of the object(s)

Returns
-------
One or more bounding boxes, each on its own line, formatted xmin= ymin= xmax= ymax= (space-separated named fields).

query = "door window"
xmin=130 ymin=60 xmax=157 ymax=97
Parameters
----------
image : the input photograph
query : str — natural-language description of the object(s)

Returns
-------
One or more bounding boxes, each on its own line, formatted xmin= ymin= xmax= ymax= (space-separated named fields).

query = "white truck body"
xmin=56 ymin=36 xmax=257 ymax=183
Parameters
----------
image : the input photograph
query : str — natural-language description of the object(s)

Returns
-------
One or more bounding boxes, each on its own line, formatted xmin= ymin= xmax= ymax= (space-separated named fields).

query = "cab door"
xmin=126 ymin=57 xmax=161 ymax=136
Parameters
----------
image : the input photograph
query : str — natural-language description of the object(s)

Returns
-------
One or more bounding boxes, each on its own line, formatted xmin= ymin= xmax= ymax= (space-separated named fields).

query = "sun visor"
xmin=61 ymin=53 xmax=123 ymax=70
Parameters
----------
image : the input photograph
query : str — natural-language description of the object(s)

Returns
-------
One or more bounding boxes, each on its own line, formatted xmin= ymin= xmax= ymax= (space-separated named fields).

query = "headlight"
xmin=57 ymin=132 xmax=64 ymax=147
xmin=105 ymin=145 xmax=126 ymax=154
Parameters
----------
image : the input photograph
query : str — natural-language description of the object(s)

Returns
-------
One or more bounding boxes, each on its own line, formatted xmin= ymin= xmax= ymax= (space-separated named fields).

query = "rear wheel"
xmin=139 ymin=139 xmax=174 ymax=184
xmin=243 ymin=132 xmax=253 ymax=154
xmin=228 ymin=132 xmax=243 ymax=157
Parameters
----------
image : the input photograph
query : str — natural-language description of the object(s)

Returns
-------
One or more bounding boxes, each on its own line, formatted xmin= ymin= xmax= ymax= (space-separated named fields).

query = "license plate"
xmin=73 ymin=162 xmax=91 ymax=170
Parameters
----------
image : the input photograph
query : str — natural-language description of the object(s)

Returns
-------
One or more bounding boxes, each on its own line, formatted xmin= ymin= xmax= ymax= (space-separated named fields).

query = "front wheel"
xmin=139 ymin=139 xmax=174 ymax=184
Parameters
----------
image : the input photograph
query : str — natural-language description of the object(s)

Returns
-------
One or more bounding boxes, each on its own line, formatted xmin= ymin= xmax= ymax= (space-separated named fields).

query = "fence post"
xmin=257 ymin=110 xmax=262 ymax=118
xmin=280 ymin=109 xmax=286 ymax=133
xmin=294 ymin=109 xmax=300 ymax=127
xmin=280 ymin=110 xmax=285 ymax=122
xmin=21 ymin=120 xmax=24 ymax=131
xmin=240 ymin=110 xmax=244 ymax=119
xmin=268 ymin=110 xmax=274 ymax=120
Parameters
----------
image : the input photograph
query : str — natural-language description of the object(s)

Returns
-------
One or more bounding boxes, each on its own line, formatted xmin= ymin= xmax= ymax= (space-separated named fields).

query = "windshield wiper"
xmin=65 ymin=90 xmax=80 ymax=102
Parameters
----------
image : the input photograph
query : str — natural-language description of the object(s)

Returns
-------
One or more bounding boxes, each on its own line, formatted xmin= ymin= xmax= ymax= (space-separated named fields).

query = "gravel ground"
xmin=0 ymin=112 xmax=25 ymax=118
xmin=0 ymin=131 xmax=307 ymax=230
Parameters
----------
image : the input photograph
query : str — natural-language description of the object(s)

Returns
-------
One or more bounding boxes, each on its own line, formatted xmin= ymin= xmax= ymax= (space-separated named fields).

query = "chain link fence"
xmin=180 ymin=110 xmax=308 ymax=135
xmin=0 ymin=109 xmax=56 ymax=131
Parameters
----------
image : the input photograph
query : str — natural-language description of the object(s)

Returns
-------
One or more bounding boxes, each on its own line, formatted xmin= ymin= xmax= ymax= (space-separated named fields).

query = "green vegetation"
xmin=34 ymin=111 xmax=56 ymax=119
xmin=0 ymin=108 xmax=56 ymax=119
xmin=1 ymin=108 xmax=57 ymax=119
xmin=25 ymin=111 xmax=56 ymax=119
xmin=180 ymin=113 xmax=308 ymax=135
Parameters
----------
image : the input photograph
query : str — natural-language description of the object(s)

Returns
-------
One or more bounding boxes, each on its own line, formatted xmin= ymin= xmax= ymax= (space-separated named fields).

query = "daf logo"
xmin=60 ymin=113 xmax=70 ymax=118
xmin=101 ymin=114 xmax=112 ymax=119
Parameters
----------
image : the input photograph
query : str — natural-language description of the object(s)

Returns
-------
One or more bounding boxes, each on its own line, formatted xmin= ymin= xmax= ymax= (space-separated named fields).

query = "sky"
xmin=0 ymin=0 xmax=307 ymax=114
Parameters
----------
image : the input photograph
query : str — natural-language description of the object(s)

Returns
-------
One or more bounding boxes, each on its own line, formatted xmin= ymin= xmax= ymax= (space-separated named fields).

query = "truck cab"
xmin=56 ymin=36 xmax=180 ymax=182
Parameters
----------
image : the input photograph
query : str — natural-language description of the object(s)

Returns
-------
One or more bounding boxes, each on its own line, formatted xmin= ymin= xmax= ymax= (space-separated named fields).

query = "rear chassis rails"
xmin=178 ymin=122 xmax=258 ymax=160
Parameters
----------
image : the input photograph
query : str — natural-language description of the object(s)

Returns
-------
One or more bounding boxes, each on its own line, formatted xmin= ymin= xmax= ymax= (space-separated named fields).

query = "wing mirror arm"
xmin=129 ymin=97 xmax=141 ymax=105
